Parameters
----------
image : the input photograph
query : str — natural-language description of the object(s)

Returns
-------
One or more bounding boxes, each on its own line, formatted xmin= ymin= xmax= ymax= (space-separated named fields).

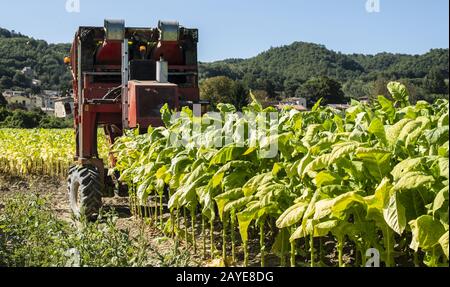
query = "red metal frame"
xmin=69 ymin=23 xmax=200 ymax=171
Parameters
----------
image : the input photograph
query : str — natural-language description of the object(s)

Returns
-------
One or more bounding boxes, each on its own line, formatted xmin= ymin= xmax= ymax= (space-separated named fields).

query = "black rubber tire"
xmin=68 ymin=165 xmax=103 ymax=219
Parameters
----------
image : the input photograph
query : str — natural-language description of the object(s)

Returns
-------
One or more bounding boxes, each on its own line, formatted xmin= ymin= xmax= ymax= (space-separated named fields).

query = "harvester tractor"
xmin=66 ymin=19 xmax=202 ymax=218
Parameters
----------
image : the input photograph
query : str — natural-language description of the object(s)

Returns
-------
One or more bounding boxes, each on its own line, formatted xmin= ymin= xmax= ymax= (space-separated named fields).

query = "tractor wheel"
xmin=68 ymin=165 xmax=103 ymax=219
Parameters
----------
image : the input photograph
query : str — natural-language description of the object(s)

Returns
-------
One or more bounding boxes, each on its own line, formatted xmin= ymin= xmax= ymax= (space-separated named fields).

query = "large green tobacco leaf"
xmin=276 ymin=202 xmax=308 ymax=228
xmin=314 ymin=171 xmax=340 ymax=187
xmin=237 ymin=202 xmax=261 ymax=242
xmin=302 ymin=153 xmax=332 ymax=178
xmin=432 ymin=186 xmax=449 ymax=216
xmin=314 ymin=220 xmax=339 ymax=237
xmin=355 ymin=147 xmax=391 ymax=180
xmin=214 ymin=188 xmax=243 ymax=220
xmin=438 ymin=157 xmax=449 ymax=179
xmin=398 ymin=120 xmax=422 ymax=143
xmin=383 ymin=192 xmax=407 ymax=235
xmin=365 ymin=178 xmax=392 ymax=220
xmin=224 ymin=196 xmax=256 ymax=214
xmin=211 ymin=160 xmax=253 ymax=188
xmin=439 ymin=232 xmax=449 ymax=259
xmin=302 ymin=124 xmax=322 ymax=148
xmin=425 ymin=126 xmax=449 ymax=146
xmin=242 ymin=173 xmax=273 ymax=197
xmin=409 ymin=215 xmax=446 ymax=252
xmin=392 ymin=171 xmax=435 ymax=191
xmin=368 ymin=118 xmax=387 ymax=145
xmin=386 ymin=118 xmax=413 ymax=146
xmin=387 ymin=81 xmax=409 ymax=105
xmin=210 ymin=144 xmax=247 ymax=166
xmin=391 ymin=158 xmax=424 ymax=181
xmin=377 ymin=95 xmax=395 ymax=122
xmin=329 ymin=141 xmax=362 ymax=164
xmin=331 ymin=192 xmax=366 ymax=219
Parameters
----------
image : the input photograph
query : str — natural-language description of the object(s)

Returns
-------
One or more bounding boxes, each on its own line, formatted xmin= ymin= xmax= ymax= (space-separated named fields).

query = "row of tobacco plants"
xmin=112 ymin=82 xmax=449 ymax=267
xmin=0 ymin=129 xmax=109 ymax=178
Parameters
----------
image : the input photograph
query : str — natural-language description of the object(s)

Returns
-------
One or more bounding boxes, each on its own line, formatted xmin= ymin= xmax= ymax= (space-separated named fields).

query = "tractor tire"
xmin=68 ymin=165 xmax=103 ymax=219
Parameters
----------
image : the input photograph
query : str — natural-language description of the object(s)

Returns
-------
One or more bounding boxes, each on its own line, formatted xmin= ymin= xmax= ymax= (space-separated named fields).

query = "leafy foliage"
xmin=0 ymin=129 xmax=109 ymax=177
xmin=0 ymin=193 xmax=150 ymax=267
xmin=113 ymin=81 xmax=449 ymax=267
xmin=200 ymin=42 xmax=449 ymax=101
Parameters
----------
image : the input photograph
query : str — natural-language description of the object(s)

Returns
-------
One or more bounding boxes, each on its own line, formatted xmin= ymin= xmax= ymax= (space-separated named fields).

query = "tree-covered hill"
xmin=199 ymin=41 xmax=449 ymax=101
xmin=1 ymin=27 xmax=448 ymax=104
xmin=0 ymin=28 xmax=72 ymax=93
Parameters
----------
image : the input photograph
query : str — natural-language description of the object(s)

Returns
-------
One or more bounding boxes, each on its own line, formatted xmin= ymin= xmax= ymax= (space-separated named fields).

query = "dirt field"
xmin=0 ymin=173 xmax=208 ymax=267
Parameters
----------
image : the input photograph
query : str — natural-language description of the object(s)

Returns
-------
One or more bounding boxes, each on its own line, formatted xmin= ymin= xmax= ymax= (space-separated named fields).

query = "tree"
xmin=12 ymin=72 xmax=32 ymax=88
xmin=0 ymin=76 xmax=13 ymax=89
xmin=200 ymin=76 xmax=236 ymax=109
xmin=424 ymin=68 xmax=447 ymax=94
xmin=0 ymin=110 xmax=42 ymax=128
xmin=296 ymin=76 xmax=346 ymax=108
xmin=371 ymin=78 xmax=390 ymax=100
xmin=342 ymin=79 xmax=370 ymax=100
xmin=0 ymin=89 xmax=7 ymax=107
xmin=231 ymin=81 xmax=249 ymax=111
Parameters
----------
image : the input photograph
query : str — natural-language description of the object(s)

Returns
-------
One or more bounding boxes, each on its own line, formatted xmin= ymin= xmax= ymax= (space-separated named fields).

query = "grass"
xmin=0 ymin=193 xmax=194 ymax=267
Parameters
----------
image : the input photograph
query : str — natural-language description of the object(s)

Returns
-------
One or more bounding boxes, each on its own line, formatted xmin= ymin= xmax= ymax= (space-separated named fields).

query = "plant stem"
xmin=280 ymin=229 xmax=286 ymax=267
xmin=310 ymin=234 xmax=314 ymax=267
xmin=210 ymin=217 xmax=215 ymax=258
xmin=244 ymin=241 xmax=249 ymax=267
xmin=260 ymin=219 xmax=265 ymax=267
xmin=159 ymin=193 xmax=163 ymax=228
xmin=170 ymin=211 xmax=175 ymax=238
xmin=202 ymin=216 xmax=206 ymax=259
xmin=231 ymin=210 xmax=236 ymax=262
xmin=337 ymin=236 xmax=343 ymax=267
xmin=222 ymin=215 xmax=228 ymax=260
xmin=384 ymin=226 xmax=392 ymax=267
xmin=191 ymin=209 xmax=196 ymax=254
xmin=184 ymin=208 xmax=189 ymax=245
xmin=290 ymin=239 xmax=296 ymax=267
xmin=154 ymin=191 xmax=158 ymax=224
xmin=414 ymin=251 xmax=419 ymax=267
xmin=176 ymin=208 xmax=180 ymax=238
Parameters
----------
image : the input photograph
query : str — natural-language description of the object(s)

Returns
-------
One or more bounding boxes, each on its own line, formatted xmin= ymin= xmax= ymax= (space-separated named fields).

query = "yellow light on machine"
xmin=64 ymin=57 xmax=71 ymax=64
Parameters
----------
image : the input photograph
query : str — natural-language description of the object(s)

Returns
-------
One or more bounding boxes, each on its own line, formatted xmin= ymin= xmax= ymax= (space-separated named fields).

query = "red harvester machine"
xmin=66 ymin=19 xmax=201 ymax=218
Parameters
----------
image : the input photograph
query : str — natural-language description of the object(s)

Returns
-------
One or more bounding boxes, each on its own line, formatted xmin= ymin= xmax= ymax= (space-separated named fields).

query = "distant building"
xmin=2 ymin=89 xmax=64 ymax=112
xmin=21 ymin=67 xmax=34 ymax=78
xmin=283 ymin=97 xmax=307 ymax=107
xmin=2 ymin=90 xmax=33 ymax=109
xmin=32 ymin=79 xmax=42 ymax=86
xmin=327 ymin=103 xmax=350 ymax=110
xmin=43 ymin=90 xmax=60 ymax=97
xmin=54 ymin=97 xmax=74 ymax=118
xmin=359 ymin=96 xmax=370 ymax=104
xmin=276 ymin=97 xmax=308 ymax=111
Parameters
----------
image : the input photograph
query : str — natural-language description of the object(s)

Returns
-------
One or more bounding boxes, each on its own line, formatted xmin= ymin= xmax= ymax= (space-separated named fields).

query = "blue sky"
xmin=0 ymin=0 xmax=448 ymax=61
